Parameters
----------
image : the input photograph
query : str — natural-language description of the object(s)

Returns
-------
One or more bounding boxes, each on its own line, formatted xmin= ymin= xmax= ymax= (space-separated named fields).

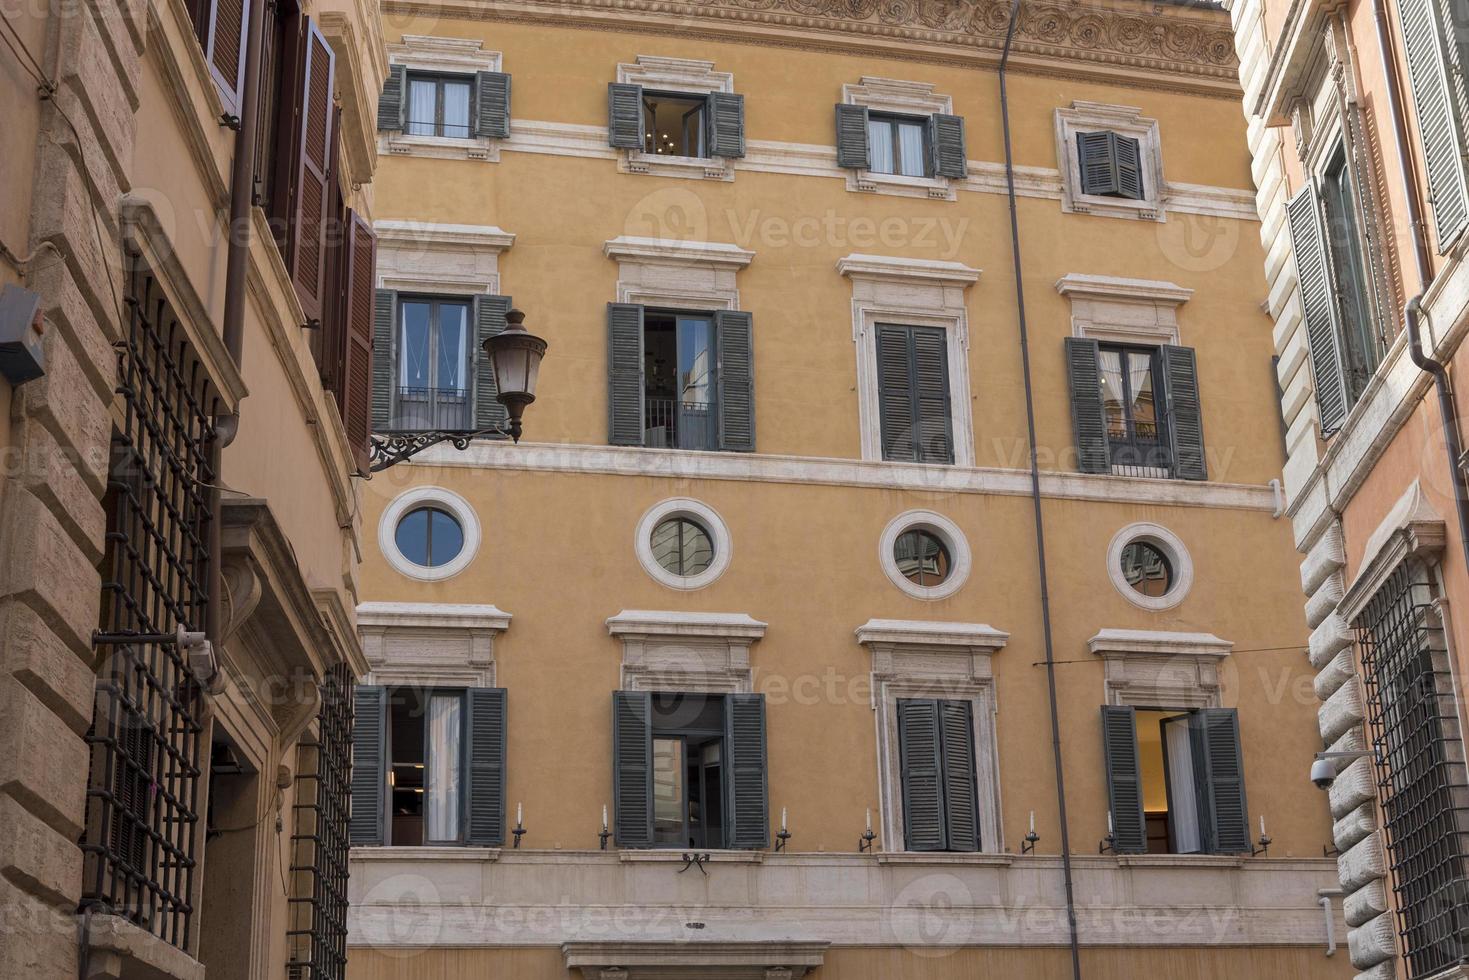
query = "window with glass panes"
xmin=397 ymin=297 xmax=471 ymax=430
xmin=1098 ymin=344 xmax=1166 ymax=468
xmin=406 ymin=74 xmax=472 ymax=138
xmin=1321 ymin=143 xmax=1382 ymax=402
xmin=867 ymin=113 xmax=928 ymax=177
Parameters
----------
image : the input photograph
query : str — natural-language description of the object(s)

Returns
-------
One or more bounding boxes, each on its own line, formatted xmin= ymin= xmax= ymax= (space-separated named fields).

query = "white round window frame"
xmin=1107 ymin=521 xmax=1193 ymax=611
xmin=879 ymin=510 xmax=972 ymax=601
xmin=635 ymin=498 xmax=732 ymax=591
xmin=379 ymin=486 xmax=481 ymax=582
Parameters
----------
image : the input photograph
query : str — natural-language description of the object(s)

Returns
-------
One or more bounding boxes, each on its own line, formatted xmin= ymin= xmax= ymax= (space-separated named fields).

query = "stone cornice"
xmin=386 ymin=0 xmax=1240 ymax=97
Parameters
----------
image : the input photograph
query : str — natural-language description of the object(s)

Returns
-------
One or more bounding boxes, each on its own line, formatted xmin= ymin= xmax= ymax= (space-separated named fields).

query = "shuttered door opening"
xmin=349 ymin=685 xmax=386 ymax=845
xmin=466 ymin=689 xmax=508 ymax=847
xmin=1101 ymin=705 xmax=1147 ymax=854
xmin=607 ymin=304 xmax=646 ymax=446
xmin=724 ymin=694 xmax=769 ymax=849
xmin=1193 ymin=708 xmax=1249 ymax=854
xmin=1285 ymin=184 xmax=1352 ymax=435
xmin=835 ymin=103 xmax=871 ymax=170
xmin=1064 ymin=336 xmax=1111 ymax=473
xmin=707 ymin=92 xmax=746 ymax=159
xmin=475 ymin=296 xmax=512 ymax=433
xmin=876 ymin=324 xmax=953 ymax=464
xmin=1397 ymin=0 xmax=1469 ymax=251
xmin=898 ymin=699 xmax=947 ymax=851
xmin=1157 ymin=345 xmax=1206 ymax=480
xmin=612 ymin=691 xmax=654 ymax=848
xmin=715 ymin=310 xmax=755 ymax=451
xmin=475 ymin=71 xmax=512 ymax=139
xmin=341 ymin=213 xmax=377 ymax=473
xmin=371 ymin=290 xmax=396 ymax=432
xmin=938 ymin=700 xmax=980 ymax=851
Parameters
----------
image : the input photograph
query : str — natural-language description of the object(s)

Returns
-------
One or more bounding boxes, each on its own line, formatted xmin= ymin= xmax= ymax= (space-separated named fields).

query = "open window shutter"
xmin=1115 ymin=135 xmax=1144 ymax=200
xmin=607 ymin=304 xmax=646 ymax=446
xmin=607 ymin=83 xmax=644 ymax=149
xmin=204 ymin=0 xmax=250 ymax=117
xmin=378 ymin=64 xmax=406 ymax=131
xmin=349 ymin=685 xmax=386 ymax=845
xmin=372 ymin=290 xmax=395 ymax=431
xmin=1064 ymin=337 xmax=1110 ymax=473
xmin=707 ymin=92 xmax=746 ymax=159
xmin=898 ymin=698 xmax=946 ymax=851
xmin=938 ymin=700 xmax=979 ymax=852
xmin=715 ymin=310 xmax=755 ymax=452
xmin=474 ymin=71 xmax=512 ymax=139
xmin=1157 ymin=345 xmax=1206 ymax=481
xmin=724 ymin=694 xmax=769 ymax=849
xmin=612 ymin=691 xmax=653 ymax=848
xmin=1077 ymin=131 xmax=1118 ymax=196
xmin=835 ymin=103 xmax=870 ymax=170
xmin=928 ymin=113 xmax=968 ymax=180
xmin=1397 ymin=0 xmax=1469 ymax=250
xmin=285 ymin=18 xmax=336 ymax=326
xmin=912 ymin=327 xmax=953 ymax=465
xmin=475 ymin=295 xmax=512 ymax=433
xmin=1101 ymin=705 xmax=1146 ymax=854
xmin=1285 ymin=184 xmax=1351 ymax=435
xmin=341 ymin=212 xmax=377 ymax=473
xmin=877 ymin=325 xmax=916 ymax=462
xmin=1193 ymin=708 xmax=1249 ymax=854
xmin=465 ymin=688 xmax=507 ymax=847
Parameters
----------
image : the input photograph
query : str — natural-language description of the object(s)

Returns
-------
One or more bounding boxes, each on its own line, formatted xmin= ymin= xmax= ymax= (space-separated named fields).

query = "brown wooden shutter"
xmin=204 ymin=0 xmax=251 ymax=117
xmin=281 ymin=17 xmax=336 ymax=326
xmin=341 ymin=211 xmax=377 ymax=473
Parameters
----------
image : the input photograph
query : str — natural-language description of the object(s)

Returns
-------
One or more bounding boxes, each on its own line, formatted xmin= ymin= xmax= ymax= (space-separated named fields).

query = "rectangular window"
xmin=387 ymin=687 xmax=465 ymax=846
xmin=642 ymin=91 xmax=707 ymax=157
xmin=396 ymin=297 xmax=472 ymax=431
xmin=1076 ymin=131 xmax=1144 ymax=200
xmin=1321 ymin=143 xmax=1381 ymax=402
xmin=649 ymin=695 xmax=728 ymax=849
xmin=406 ymin=74 xmax=473 ymax=138
xmin=867 ymin=113 xmax=929 ymax=177
xmin=876 ymin=324 xmax=953 ymax=464
xmin=897 ymin=698 xmax=979 ymax=852
xmin=1098 ymin=344 xmax=1166 ymax=471
xmin=643 ymin=310 xmax=717 ymax=450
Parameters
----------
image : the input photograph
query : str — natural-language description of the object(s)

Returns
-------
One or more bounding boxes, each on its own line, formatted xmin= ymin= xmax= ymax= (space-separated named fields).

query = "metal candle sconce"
xmin=512 ymin=802 xmax=526 ymax=848
xmin=1021 ymin=810 xmax=1039 ymax=855
xmin=775 ymin=807 xmax=791 ymax=852
xmin=599 ymin=804 xmax=611 ymax=851
xmin=859 ymin=807 xmax=876 ymax=852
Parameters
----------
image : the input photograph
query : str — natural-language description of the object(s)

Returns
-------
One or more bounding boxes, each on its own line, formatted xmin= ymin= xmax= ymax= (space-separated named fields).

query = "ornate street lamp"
xmin=368 ymin=307 xmax=548 ymax=472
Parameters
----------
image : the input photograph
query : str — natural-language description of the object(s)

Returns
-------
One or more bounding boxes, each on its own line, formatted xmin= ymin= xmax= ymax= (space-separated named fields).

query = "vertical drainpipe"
xmin=998 ymin=3 xmax=1084 ymax=977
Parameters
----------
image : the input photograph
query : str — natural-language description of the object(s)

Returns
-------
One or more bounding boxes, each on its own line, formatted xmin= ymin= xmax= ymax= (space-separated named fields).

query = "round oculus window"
xmin=1120 ymin=540 xmax=1173 ymax=598
xmin=394 ymin=506 xmax=465 ymax=568
xmin=894 ymin=529 xmax=951 ymax=587
xmin=650 ymin=517 xmax=714 ymax=577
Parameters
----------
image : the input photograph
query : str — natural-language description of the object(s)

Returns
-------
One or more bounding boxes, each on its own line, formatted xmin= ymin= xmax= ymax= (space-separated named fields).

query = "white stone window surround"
xmin=616 ymin=56 xmax=737 ymax=182
xmin=604 ymin=236 xmax=754 ymax=311
xmin=879 ymin=509 xmax=972 ymax=601
xmin=1054 ymin=101 xmax=1166 ymax=222
xmin=379 ymin=485 xmax=481 ymax=582
xmin=857 ymin=618 xmax=1008 ymax=854
xmin=1106 ymin=521 xmax=1194 ymax=611
xmin=634 ymin=497 xmax=734 ymax=591
xmin=842 ymin=76 xmax=963 ymax=201
xmin=607 ymin=609 xmax=767 ymax=693
xmin=838 ymin=253 xmax=982 ymax=468
xmin=357 ymin=601 xmax=511 ymax=688
xmin=375 ymin=221 xmax=516 ymax=296
xmin=1090 ymin=628 xmax=1232 ymax=709
xmin=381 ymin=36 xmax=505 ymax=162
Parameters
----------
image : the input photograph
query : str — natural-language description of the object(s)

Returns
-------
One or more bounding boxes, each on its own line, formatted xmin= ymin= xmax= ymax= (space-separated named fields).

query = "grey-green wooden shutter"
xmin=612 ymin=691 xmax=653 ymax=848
xmin=475 ymin=295 xmax=511 ymax=433
xmin=929 ymin=113 xmax=968 ymax=180
xmin=378 ymin=64 xmax=405 ymax=131
xmin=939 ymin=700 xmax=979 ymax=852
xmin=608 ymin=83 xmax=644 ymax=149
xmin=707 ymin=92 xmax=746 ymax=159
xmin=1101 ymin=705 xmax=1147 ymax=854
xmin=466 ymin=688 xmax=507 ymax=846
xmin=877 ymin=325 xmax=914 ymax=461
xmin=1064 ymin=337 xmax=1110 ymax=473
xmin=349 ymin=685 xmax=386 ymax=845
xmin=898 ymin=698 xmax=946 ymax=851
xmin=877 ymin=325 xmax=952 ymax=464
xmin=474 ymin=71 xmax=512 ymax=139
xmin=372 ymin=290 xmax=395 ymax=431
xmin=1193 ymin=708 xmax=1249 ymax=854
xmin=1077 ymin=131 xmax=1118 ymax=196
xmin=912 ymin=327 xmax=953 ymax=464
xmin=1158 ymin=345 xmax=1206 ymax=480
xmin=1398 ymin=0 xmax=1469 ymax=251
xmin=835 ymin=103 xmax=870 ymax=170
xmin=724 ymin=693 xmax=769 ymax=849
xmin=716 ymin=309 xmax=755 ymax=452
xmin=1285 ymin=184 xmax=1351 ymax=435
xmin=1116 ymin=135 xmax=1144 ymax=200
xmin=607 ymin=304 xmax=645 ymax=446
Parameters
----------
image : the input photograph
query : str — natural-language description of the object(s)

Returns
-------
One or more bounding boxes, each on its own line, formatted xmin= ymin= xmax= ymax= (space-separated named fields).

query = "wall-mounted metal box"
xmin=0 ymin=283 xmax=45 ymax=384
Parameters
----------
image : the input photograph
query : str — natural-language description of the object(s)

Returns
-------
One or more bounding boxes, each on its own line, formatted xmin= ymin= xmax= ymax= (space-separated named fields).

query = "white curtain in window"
xmin=1164 ymin=716 xmax=1202 ymax=853
xmin=408 ymin=79 xmax=436 ymax=136
xmin=897 ymin=121 xmax=926 ymax=177
xmin=443 ymin=82 xmax=471 ymax=139
xmin=867 ymin=119 xmax=894 ymax=174
xmin=426 ymin=695 xmax=462 ymax=842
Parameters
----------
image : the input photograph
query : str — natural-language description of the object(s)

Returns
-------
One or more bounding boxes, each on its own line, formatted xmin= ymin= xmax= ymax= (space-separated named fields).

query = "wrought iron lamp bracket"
xmin=367 ymin=423 xmax=514 ymax=473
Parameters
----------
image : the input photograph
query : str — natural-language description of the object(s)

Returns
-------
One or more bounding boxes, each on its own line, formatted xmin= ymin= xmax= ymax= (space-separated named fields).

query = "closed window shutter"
xmin=1193 ymin=708 xmax=1249 ymax=854
xmin=1398 ymin=0 xmax=1469 ymax=251
xmin=341 ymin=212 xmax=377 ymax=473
xmin=1064 ymin=336 xmax=1110 ymax=473
xmin=707 ymin=92 xmax=746 ymax=159
xmin=724 ymin=694 xmax=769 ymax=849
xmin=715 ymin=309 xmax=755 ymax=452
xmin=1101 ymin=705 xmax=1147 ymax=854
xmin=939 ymin=700 xmax=979 ymax=852
xmin=835 ymin=103 xmax=870 ymax=170
xmin=929 ymin=113 xmax=968 ymax=180
xmin=372 ymin=290 xmax=395 ymax=432
xmin=465 ymin=688 xmax=507 ymax=847
xmin=204 ymin=0 xmax=250 ymax=117
xmin=607 ymin=83 xmax=644 ymax=149
xmin=1157 ymin=345 xmax=1206 ymax=481
xmin=1115 ymin=135 xmax=1144 ymax=200
xmin=284 ymin=18 xmax=336 ymax=326
xmin=612 ymin=691 xmax=653 ymax=848
xmin=474 ymin=71 xmax=511 ymax=139
xmin=898 ymin=698 xmax=946 ymax=850
xmin=1285 ymin=184 xmax=1351 ymax=435
xmin=475 ymin=295 xmax=512 ymax=433
xmin=349 ymin=685 xmax=386 ymax=846
xmin=378 ymin=64 xmax=406 ymax=131
xmin=1077 ymin=131 xmax=1118 ymax=196
xmin=911 ymin=327 xmax=953 ymax=465
xmin=876 ymin=325 xmax=915 ymax=461
xmin=607 ymin=304 xmax=646 ymax=446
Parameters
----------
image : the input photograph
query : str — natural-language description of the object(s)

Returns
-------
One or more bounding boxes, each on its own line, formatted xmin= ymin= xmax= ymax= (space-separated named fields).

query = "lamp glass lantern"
xmin=483 ymin=308 xmax=548 ymax=442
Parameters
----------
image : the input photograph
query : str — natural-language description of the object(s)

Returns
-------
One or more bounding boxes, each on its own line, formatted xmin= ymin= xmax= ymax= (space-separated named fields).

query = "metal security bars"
xmin=287 ymin=662 xmax=355 ymax=980
xmin=1356 ymin=561 xmax=1469 ymax=978
xmin=81 ymin=258 xmax=218 ymax=949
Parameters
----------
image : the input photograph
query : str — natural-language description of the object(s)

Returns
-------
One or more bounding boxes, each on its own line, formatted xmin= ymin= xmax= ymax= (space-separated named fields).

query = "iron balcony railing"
xmin=644 ymin=396 xmax=715 ymax=451
xmin=392 ymin=385 xmax=471 ymax=432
